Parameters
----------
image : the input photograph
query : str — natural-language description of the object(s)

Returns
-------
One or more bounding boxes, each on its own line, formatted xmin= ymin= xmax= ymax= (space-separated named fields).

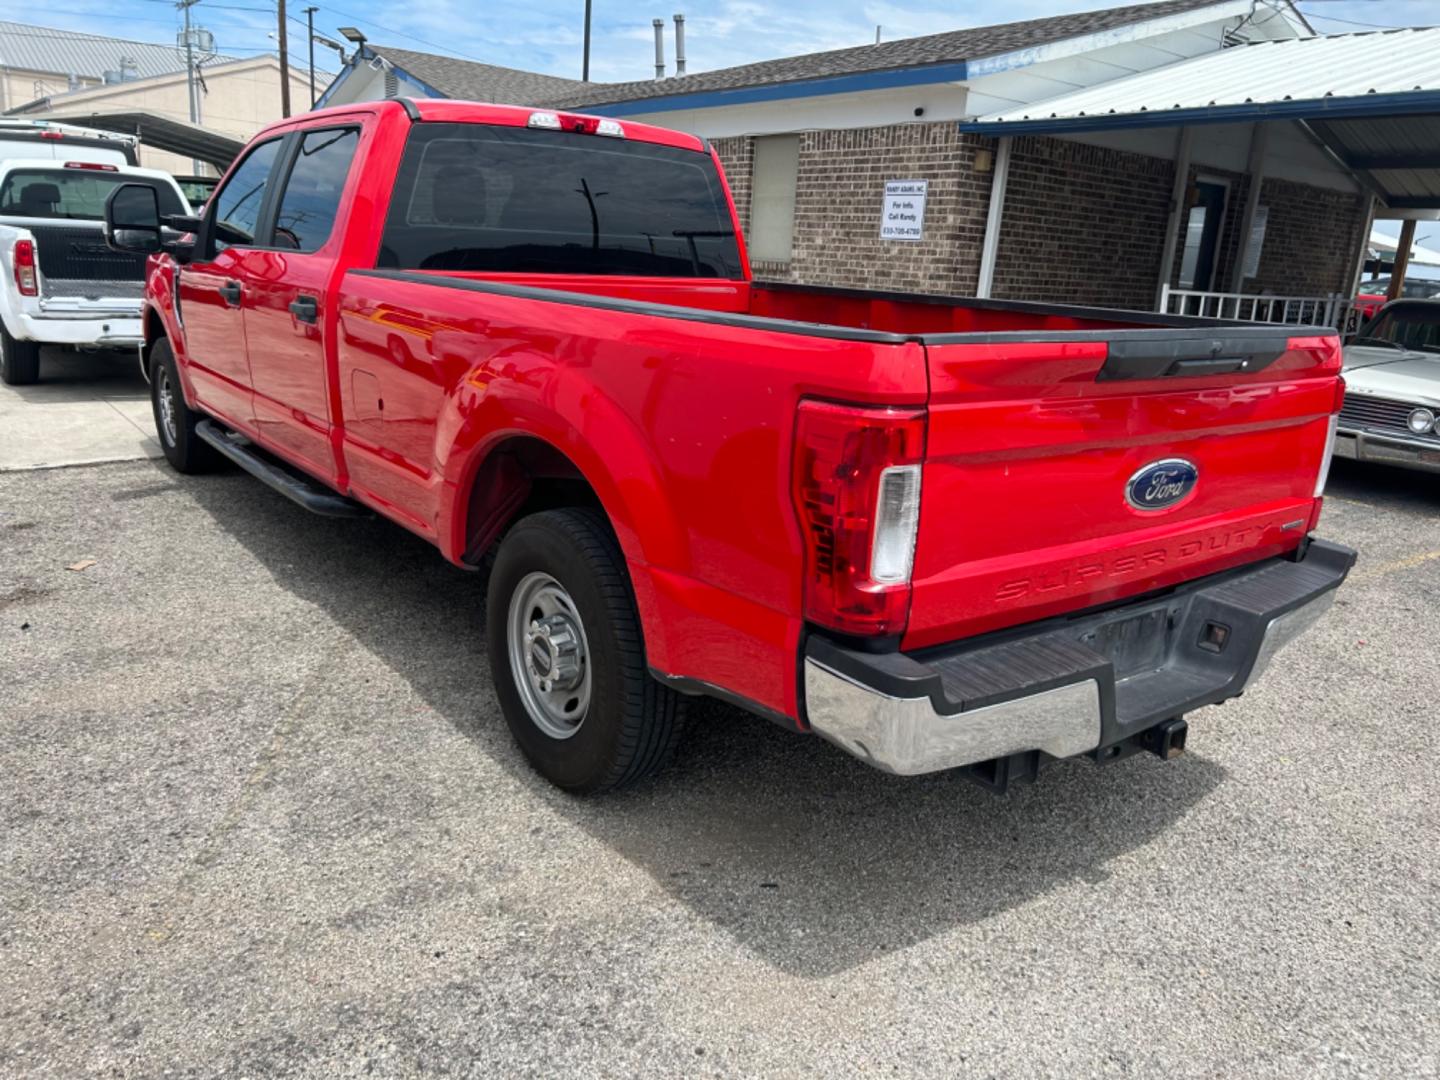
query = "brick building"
xmin=316 ymin=1 xmax=1440 ymax=321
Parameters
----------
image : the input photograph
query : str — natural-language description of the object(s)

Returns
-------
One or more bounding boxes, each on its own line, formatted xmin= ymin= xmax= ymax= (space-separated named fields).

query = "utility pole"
xmin=582 ymin=0 xmax=592 ymax=81
xmin=304 ymin=5 xmax=318 ymax=106
xmin=178 ymin=0 xmax=201 ymax=172
xmin=179 ymin=0 xmax=199 ymax=123
xmin=278 ymin=0 xmax=291 ymax=118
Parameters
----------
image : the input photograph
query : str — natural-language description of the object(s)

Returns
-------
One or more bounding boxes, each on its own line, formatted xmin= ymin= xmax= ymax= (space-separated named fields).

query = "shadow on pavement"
xmin=179 ymin=465 xmax=1227 ymax=977
xmin=9 ymin=347 xmax=147 ymax=398
xmin=1328 ymin=458 xmax=1440 ymax=511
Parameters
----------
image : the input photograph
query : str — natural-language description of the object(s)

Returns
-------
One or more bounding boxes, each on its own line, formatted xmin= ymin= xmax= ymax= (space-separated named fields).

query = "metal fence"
xmin=1160 ymin=285 xmax=1360 ymax=331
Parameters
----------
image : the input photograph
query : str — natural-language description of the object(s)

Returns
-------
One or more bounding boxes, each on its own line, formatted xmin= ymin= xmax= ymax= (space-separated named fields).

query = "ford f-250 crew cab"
xmin=104 ymin=99 xmax=1354 ymax=793
xmin=0 ymin=159 xmax=190 ymax=385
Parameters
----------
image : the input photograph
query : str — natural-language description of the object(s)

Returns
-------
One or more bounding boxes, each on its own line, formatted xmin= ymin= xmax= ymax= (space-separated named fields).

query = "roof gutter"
xmin=579 ymin=60 xmax=970 ymax=117
xmin=958 ymin=89 xmax=1440 ymax=135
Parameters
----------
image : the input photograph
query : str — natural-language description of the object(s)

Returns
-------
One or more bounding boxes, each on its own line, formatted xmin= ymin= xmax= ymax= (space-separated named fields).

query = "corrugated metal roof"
xmin=961 ymin=29 xmax=1440 ymax=208
xmin=964 ymin=29 xmax=1440 ymax=127
xmin=542 ymin=0 xmax=1222 ymax=111
xmin=0 ymin=20 xmax=241 ymax=83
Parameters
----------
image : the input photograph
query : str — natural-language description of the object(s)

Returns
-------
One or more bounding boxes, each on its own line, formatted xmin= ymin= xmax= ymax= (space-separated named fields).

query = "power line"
xmin=322 ymin=6 xmax=494 ymax=63
xmin=1301 ymin=10 xmax=1417 ymax=28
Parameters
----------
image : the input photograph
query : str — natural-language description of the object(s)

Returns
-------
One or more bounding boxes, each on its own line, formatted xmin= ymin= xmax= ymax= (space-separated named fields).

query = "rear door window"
xmin=210 ymin=138 xmax=282 ymax=251
xmin=0 ymin=168 xmax=184 ymax=221
xmin=271 ymin=127 xmax=360 ymax=252
xmin=377 ymin=123 xmax=742 ymax=278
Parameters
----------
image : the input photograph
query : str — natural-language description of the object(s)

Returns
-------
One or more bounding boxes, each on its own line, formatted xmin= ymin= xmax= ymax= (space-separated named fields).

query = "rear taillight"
xmin=13 ymin=239 xmax=37 ymax=296
xmin=793 ymin=400 xmax=925 ymax=636
xmin=63 ymin=160 xmax=117 ymax=171
xmin=1314 ymin=375 xmax=1345 ymax=498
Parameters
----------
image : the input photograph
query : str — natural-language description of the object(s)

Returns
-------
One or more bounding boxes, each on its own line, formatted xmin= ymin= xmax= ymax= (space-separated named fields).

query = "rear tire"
xmin=486 ymin=508 xmax=686 ymax=792
xmin=0 ymin=323 xmax=40 ymax=385
xmin=150 ymin=339 xmax=219 ymax=474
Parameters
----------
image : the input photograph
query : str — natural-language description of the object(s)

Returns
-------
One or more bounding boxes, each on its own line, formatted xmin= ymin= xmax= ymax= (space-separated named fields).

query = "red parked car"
xmin=104 ymin=99 xmax=1353 ymax=792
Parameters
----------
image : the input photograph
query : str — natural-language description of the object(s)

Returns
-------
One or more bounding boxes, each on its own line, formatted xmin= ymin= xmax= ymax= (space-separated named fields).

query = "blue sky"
xmin=47 ymin=0 xmax=1439 ymax=249
xmin=70 ymin=0 xmax=1437 ymax=85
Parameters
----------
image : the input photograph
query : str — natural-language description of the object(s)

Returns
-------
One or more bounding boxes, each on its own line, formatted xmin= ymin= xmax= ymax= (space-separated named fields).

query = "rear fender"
xmin=0 ymin=224 xmax=39 ymax=337
xmin=438 ymin=374 xmax=690 ymax=665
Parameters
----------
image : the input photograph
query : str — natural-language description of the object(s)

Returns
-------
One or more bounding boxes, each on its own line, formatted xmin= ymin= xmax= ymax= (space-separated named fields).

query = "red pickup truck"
xmin=104 ymin=99 xmax=1353 ymax=793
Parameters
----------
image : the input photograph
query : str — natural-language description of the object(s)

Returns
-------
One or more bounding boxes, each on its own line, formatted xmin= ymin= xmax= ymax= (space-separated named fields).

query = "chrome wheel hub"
xmin=157 ymin=368 xmax=178 ymax=446
xmin=507 ymin=572 xmax=591 ymax=739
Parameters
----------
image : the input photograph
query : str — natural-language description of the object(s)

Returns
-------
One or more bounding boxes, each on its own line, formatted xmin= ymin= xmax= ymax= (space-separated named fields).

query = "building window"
xmin=749 ymin=134 xmax=800 ymax=264
xmin=1178 ymin=178 xmax=1228 ymax=291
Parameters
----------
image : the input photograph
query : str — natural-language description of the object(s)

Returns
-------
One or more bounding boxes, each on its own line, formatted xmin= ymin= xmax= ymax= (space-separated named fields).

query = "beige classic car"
xmin=1337 ymin=299 xmax=1440 ymax=474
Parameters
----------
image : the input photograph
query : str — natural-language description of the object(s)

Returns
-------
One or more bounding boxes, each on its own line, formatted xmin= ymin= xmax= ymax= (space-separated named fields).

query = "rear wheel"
xmin=486 ymin=508 xmax=685 ymax=792
xmin=150 ymin=339 xmax=219 ymax=474
xmin=0 ymin=323 xmax=40 ymax=385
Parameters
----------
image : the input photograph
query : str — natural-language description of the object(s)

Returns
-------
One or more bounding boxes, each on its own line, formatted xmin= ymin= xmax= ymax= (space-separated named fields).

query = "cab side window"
xmin=271 ymin=128 xmax=360 ymax=253
xmin=210 ymin=138 xmax=282 ymax=252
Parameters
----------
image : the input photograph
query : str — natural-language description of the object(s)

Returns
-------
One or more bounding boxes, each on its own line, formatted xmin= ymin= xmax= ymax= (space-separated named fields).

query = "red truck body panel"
xmin=907 ymin=334 xmax=1337 ymax=648
xmin=141 ymin=99 xmax=1344 ymax=728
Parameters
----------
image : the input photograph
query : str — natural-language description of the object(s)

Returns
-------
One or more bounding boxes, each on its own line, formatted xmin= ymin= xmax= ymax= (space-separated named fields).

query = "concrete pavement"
xmin=0 ymin=348 xmax=159 ymax=472
xmin=1 ymin=409 xmax=1438 ymax=1075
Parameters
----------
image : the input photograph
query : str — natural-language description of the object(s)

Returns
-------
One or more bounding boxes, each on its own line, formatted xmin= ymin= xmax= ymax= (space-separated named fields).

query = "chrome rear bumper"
xmin=1334 ymin=429 xmax=1440 ymax=475
xmin=802 ymin=539 xmax=1354 ymax=777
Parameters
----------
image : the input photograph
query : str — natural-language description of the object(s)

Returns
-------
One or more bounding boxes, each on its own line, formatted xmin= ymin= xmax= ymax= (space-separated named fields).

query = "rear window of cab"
xmin=377 ymin=122 xmax=743 ymax=279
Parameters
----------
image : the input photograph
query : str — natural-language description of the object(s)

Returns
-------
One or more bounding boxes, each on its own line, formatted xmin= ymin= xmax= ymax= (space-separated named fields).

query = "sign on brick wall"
xmin=881 ymin=180 xmax=928 ymax=241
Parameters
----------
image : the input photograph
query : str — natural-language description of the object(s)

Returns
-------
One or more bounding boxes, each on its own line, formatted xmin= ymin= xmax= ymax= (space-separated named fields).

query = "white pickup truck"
xmin=0 ymin=159 xmax=191 ymax=385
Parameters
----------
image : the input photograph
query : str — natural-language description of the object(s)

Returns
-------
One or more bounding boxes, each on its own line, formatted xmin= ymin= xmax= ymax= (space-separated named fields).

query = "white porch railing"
xmin=1160 ymin=285 xmax=1360 ymax=331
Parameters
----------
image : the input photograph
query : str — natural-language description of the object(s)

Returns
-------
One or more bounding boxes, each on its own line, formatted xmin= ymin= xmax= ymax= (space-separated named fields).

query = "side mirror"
xmin=104 ymin=183 xmax=162 ymax=254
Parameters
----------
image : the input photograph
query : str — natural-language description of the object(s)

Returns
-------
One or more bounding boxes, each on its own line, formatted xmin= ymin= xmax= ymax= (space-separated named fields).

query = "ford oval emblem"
xmin=1126 ymin=458 xmax=1199 ymax=511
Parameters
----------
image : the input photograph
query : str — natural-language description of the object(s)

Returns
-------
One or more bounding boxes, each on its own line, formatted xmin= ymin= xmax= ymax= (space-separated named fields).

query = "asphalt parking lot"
xmin=2 ymin=361 xmax=1439 ymax=1077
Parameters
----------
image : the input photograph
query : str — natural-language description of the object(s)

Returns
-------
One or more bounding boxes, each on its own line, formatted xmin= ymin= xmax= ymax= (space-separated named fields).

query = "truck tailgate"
xmin=906 ymin=329 xmax=1340 ymax=650
xmin=28 ymin=222 xmax=148 ymax=288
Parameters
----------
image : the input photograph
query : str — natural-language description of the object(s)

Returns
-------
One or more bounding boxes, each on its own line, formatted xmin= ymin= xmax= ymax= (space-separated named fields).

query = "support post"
xmin=1349 ymin=195 xmax=1376 ymax=295
xmin=304 ymin=6 xmax=317 ymax=107
xmin=1388 ymin=219 xmax=1416 ymax=302
xmin=1230 ymin=121 xmax=1270 ymax=293
xmin=975 ymin=136 xmax=1011 ymax=300
xmin=1157 ymin=126 xmax=1193 ymax=311
xmin=582 ymin=0 xmax=592 ymax=80
xmin=278 ymin=0 xmax=291 ymax=118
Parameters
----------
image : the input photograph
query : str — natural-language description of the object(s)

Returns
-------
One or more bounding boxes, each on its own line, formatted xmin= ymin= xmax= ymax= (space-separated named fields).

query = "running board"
xmin=195 ymin=420 xmax=369 ymax=518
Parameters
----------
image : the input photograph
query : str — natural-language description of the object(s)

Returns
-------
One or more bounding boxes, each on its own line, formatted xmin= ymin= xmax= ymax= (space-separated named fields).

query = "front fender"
xmin=140 ymin=258 xmax=197 ymax=402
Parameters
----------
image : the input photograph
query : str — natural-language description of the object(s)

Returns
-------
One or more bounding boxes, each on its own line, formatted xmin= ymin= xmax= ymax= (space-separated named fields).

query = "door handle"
xmin=218 ymin=279 xmax=242 ymax=306
xmin=288 ymin=294 xmax=319 ymax=324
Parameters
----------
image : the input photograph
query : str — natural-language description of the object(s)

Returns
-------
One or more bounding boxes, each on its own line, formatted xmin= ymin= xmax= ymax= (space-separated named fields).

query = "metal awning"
xmin=959 ymin=30 xmax=1440 ymax=208
xmin=1370 ymin=227 xmax=1440 ymax=267
xmin=35 ymin=111 xmax=245 ymax=171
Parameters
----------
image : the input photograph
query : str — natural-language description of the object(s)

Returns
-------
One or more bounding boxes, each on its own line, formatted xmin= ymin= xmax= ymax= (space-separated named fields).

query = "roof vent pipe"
xmin=673 ymin=14 xmax=686 ymax=76
xmin=653 ymin=18 xmax=665 ymax=79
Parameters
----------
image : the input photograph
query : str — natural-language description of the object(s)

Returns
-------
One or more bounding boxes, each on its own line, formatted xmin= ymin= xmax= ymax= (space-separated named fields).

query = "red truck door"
xmin=238 ymin=126 xmax=362 ymax=484
xmin=176 ymin=137 xmax=284 ymax=426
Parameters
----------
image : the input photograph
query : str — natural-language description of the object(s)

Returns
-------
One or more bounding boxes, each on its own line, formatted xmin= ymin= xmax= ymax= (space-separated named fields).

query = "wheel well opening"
xmin=141 ymin=309 xmax=165 ymax=379
xmin=463 ymin=436 xmax=603 ymax=564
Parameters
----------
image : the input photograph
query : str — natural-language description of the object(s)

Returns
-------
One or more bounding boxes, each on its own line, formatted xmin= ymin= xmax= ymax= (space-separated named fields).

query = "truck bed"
xmin=337 ymin=268 xmax=1338 ymax=717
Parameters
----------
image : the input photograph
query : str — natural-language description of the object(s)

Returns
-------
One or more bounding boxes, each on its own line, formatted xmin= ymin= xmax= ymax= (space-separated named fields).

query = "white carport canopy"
xmin=1369 ymin=227 xmax=1440 ymax=268
xmin=959 ymin=29 xmax=1440 ymax=210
